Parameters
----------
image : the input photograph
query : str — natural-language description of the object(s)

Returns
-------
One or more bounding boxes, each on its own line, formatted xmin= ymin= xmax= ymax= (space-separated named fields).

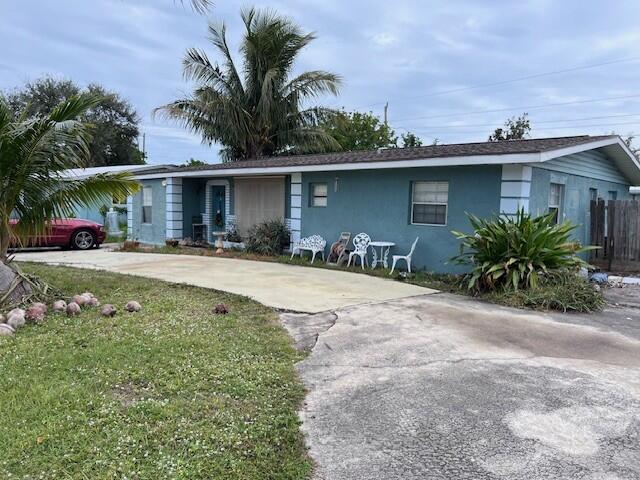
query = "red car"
xmin=10 ymin=218 xmax=107 ymax=250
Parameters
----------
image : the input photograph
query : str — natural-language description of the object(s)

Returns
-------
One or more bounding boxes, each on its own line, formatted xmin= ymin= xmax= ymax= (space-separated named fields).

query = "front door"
xmin=212 ymin=185 xmax=226 ymax=231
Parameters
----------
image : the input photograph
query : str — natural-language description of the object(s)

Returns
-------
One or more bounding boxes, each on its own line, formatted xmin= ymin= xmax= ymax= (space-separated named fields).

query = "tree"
xmin=318 ymin=110 xmax=397 ymax=151
xmin=400 ymin=132 xmax=423 ymax=148
xmin=0 ymin=95 xmax=139 ymax=299
xmin=184 ymin=158 xmax=209 ymax=167
xmin=2 ymin=77 xmax=145 ymax=166
xmin=157 ymin=7 xmax=342 ymax=162
xmin=488 ymin=113 xmax=531 ymax=142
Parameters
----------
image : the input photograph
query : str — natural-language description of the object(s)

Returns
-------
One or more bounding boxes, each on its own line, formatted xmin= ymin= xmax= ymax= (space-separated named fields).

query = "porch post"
xmin=126 ymin=195 xmax=133 ymax=240
xmin=165 ymin=177 xmax=183 ymax=240
xmin=289 ymin=172 xmax=302 ymax=244
xmin=500 ymin=165 xmax=531 ymax=217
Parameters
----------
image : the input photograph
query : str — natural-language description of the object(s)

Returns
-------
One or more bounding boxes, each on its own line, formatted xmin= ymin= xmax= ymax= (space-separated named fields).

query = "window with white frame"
xmin=142 ymin=186 xmax=152 ymax=223
xmin=411 ymin=181 xmax=448 ymax=225
xmin=548 ymin=183 xmax=563 ymax=223
xmin=310 ymin=183 xmax=328 ymax=207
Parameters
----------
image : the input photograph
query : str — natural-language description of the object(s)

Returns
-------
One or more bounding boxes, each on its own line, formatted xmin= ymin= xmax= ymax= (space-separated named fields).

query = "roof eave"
xmin=539 ymin=136 xmax=640 ymax=185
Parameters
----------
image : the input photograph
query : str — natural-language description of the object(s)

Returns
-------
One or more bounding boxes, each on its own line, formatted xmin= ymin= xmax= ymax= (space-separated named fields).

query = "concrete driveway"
xmin=282 ymin=293 xmax=640 ymax=479
xmin=12 ymin=248 xmax=431 ymax=313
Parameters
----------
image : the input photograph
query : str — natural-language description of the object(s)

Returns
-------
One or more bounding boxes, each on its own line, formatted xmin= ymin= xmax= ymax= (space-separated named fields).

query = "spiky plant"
xmin=451 ymin=209 xmax=595 ymax=291
xmin=157 ymin=7 xmax=342 ymax=161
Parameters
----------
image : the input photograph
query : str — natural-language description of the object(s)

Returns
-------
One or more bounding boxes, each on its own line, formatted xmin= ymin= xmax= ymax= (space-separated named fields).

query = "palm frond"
xmin=158 ymin=7 xmax=340 ymax=161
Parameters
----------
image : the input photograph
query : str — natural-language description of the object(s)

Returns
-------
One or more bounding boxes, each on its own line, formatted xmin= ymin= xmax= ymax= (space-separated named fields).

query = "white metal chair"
xmin=347 ymin=233 xmax=371 ymax=269
xmin=390 ymin=237 xmax=419 ymax=274
xmin=290 ymin=234 xmax=327 ymax=263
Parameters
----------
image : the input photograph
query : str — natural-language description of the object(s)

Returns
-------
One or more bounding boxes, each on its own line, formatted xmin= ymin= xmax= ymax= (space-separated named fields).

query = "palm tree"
xmin=157 ymin=7 xmax=342 ymax=161
xmin=0 ymin=94 xmax=139 ymax=264
xmin=177 ymin=0 xmax=212 ymax=14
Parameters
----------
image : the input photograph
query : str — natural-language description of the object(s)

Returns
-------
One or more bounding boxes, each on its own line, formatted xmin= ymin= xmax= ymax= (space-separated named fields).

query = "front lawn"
xmin=0 ymin=263 xmax=311 ymax=479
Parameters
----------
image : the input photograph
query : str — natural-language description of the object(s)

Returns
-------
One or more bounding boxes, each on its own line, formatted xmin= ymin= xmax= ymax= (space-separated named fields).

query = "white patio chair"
xmin=390 ymin=237 xmax=419 ymax=274
xmin=290 ymin=234 xmax=327 ymax=263
xmin=347 ymin=233 xmax=371 ymax=269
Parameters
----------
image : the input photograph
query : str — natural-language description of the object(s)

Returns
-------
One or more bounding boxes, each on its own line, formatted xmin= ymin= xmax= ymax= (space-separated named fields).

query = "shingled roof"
xmin=170 ymin=135 xmax=616 ymax=172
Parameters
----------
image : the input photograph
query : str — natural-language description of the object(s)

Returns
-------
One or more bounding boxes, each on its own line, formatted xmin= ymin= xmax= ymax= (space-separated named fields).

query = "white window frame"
xmin=548 ymin=183 xmax=563 ymax=223
xmin=410 ymin=181 xmax=449 ymax=226
xmin=142 ymin=186 xmax=153 ymax=224
xmin=310 ymin=182 xmax=328 ymax=207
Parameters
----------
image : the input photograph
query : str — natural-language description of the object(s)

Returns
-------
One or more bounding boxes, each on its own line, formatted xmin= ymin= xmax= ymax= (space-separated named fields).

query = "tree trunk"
xmin=0 ymin=262 xmax=32 ymax=307
xmin=0 ymin=219 xmax=10 ymax=264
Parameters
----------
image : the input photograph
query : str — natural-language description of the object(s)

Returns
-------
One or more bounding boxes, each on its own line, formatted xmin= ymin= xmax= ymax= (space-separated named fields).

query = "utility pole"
xmin=383 ymin=102 xmax=389 ymax=126
xmin=142 ymin=132 xmax=146 ymax=160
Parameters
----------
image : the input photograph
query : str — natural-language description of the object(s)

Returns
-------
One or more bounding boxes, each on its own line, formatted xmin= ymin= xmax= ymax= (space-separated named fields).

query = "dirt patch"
xmin=110 ymin=381 xmax=152 ymax=407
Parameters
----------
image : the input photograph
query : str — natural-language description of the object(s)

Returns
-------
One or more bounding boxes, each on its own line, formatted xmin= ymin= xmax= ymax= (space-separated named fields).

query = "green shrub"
xmin=245 ymin=219 xmax=290 ymax=256
xmin=451 ymin=209 xmax=594 ymax=291
xmin=486 ymin=272 xmax=605 ymax=312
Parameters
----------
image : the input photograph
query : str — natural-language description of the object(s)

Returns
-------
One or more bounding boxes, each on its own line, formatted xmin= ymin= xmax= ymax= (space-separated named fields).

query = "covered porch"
xmin=167 ymin=173 xmax=301 ymax=247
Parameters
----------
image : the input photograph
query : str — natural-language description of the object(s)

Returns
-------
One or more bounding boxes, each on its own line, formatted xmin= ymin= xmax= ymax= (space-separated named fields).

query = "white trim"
xmin=165 ymin=177 xmax=183 ymax=239
xmin=289 ymin=173 xmax=302 ymax=244
xmin=126 ymin=195 xmax=133 ymax=240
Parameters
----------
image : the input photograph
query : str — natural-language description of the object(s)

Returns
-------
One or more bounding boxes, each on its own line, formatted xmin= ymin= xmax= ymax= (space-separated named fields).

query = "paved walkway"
xmin=13 ymin=248 xmax=433 ymax=313
xmin=283 ymin=293 xmax=640 ymax=480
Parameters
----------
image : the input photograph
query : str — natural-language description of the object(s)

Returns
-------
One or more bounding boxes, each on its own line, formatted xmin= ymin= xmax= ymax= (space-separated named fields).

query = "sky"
xmin=2 ymin=0 xmax=640 ymax=165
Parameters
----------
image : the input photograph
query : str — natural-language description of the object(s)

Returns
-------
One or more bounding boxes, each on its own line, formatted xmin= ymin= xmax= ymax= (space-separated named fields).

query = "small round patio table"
xmin=369 ymin=241 xmax=395 ymax=269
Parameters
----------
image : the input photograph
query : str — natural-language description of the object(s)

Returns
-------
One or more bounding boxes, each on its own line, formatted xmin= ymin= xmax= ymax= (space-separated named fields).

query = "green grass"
xmin=0 ymin=263 xmax=311 ymax=479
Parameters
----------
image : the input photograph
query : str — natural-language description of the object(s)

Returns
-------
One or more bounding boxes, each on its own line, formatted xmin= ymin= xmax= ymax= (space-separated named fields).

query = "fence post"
xmin=607 ymin=200 xmax=615 ymax=271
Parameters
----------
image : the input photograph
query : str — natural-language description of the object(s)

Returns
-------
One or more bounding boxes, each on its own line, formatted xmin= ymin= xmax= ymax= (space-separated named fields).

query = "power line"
xmin=351 ymin=56 xmax=640 ymax=109
xmin=392 ymin=93 xmax=640 ymax=123
xmin=397 ymin=113 xmax=640 ymax=131
xmin=401 ymin=120 xmax=640 ymax=138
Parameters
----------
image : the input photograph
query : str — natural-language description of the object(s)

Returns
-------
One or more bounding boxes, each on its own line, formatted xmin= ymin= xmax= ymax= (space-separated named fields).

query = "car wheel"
xmin=72 ymin=229 xmax=96 ymax=250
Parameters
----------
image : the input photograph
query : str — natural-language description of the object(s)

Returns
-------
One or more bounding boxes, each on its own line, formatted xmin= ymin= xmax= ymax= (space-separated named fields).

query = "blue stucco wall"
xmin=300 ymin=165 xmax=503 ymax=272
xmin=528 ymin=150 xmax=632 ymax=248
xmin=182 ymin=178 xmax=207 ymax=238
xmin=130 ymin=179 xmax=166 ymax=245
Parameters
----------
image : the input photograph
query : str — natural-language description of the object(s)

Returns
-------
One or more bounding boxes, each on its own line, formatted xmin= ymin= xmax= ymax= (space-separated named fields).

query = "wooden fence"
xmin=590 ymin=199 xmax=640 ymax=269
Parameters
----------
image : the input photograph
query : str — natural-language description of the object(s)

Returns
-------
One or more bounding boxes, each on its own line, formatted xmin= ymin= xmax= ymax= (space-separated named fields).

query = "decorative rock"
xmin=52 ymin=300 xmax=67 ymax=312
xmin=25 ymin=305 xmax=46 ymax=323
xmin=72 ymin=294 xmax=87 ymax=306
xmin=125 ymin=301 xmax=141 ymax=312
xmin=0 ymin=323 xmax=15 ymax=336
xmin=213 ymin=303 xmax=229 ymax=315
xmin=101 ymin=304 xmax=117 ymax=317
xmin=7 ymin=308 xmax=26 ymax=329
xmin=82 ymin=292 xmax=95 ymax=299
xmin=86 ymin=297 xmax=100 ymax=307
xmin=66 ymin=302 xmax=81 ymax=316
xmin=32 ymin=302 xmax=48 ymax=314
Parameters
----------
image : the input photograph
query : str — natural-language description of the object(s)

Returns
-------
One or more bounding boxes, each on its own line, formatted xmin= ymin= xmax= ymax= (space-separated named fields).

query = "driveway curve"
xmin=13 ymin=248 xmax=433 ymax=313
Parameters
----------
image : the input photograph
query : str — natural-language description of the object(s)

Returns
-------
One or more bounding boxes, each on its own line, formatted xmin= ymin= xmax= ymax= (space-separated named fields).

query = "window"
xmin=608 ymin=191 xmax=618 ymax=201
xmin=411 ymin=181 xmax=448 ymax=225
xmin=589 ymin=188 xmax=598 ymax=202
xmin=548 ymin=183 xmax=563 ymax=223
xmin=310 ymin=183 xmax=328 ymax=207
xmin=142 ymin=186 xmax=152 ymax=223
